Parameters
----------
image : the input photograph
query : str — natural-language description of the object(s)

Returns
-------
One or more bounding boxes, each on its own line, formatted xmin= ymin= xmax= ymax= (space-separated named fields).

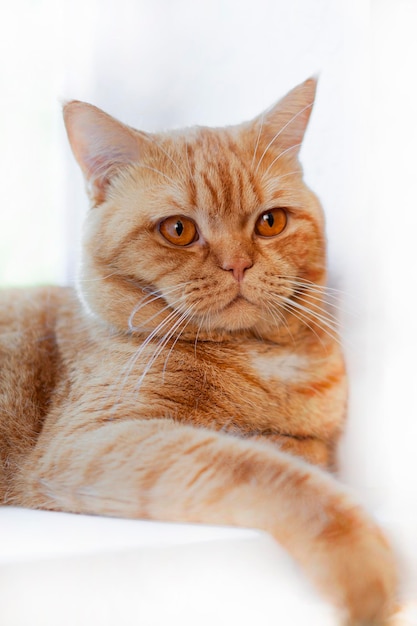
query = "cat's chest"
xmin=247 ymin=349 xmax=310 ymax=384
xmin=134 ymin=340 xmax=318 ymax=434
xmin=92 ymin=336 xmax=344 ymax=440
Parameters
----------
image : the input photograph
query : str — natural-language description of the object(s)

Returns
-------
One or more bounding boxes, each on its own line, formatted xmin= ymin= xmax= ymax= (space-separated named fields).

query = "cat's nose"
xmin=222 ymin=258 xmax=253 ymax=283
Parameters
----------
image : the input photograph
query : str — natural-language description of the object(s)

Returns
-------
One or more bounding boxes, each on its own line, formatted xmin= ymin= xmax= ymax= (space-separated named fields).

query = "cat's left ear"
xmin=63 ymin=101 xmax=144 ymax=204
xmin=251 ymin=77 xmax=317 ymax=161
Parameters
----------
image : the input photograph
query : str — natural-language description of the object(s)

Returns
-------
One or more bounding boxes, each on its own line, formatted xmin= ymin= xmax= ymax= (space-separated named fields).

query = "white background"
xmin=1 ymin=0 xmax=416 ymax=619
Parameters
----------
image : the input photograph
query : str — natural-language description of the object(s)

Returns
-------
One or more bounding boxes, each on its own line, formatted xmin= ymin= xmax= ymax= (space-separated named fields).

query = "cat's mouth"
xmin=206 ymin=293 xmax=261 ymax=331
xmin=223 ymin=294 xmax=249 ymax=310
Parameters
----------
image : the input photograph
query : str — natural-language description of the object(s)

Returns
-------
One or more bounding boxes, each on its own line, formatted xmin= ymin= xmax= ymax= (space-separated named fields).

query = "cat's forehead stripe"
xmin=185 ymin=130 xmax=261 ymax=217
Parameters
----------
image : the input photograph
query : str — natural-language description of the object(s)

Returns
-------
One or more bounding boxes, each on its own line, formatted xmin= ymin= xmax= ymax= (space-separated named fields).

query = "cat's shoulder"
xmin=0 ymin=286 xmax=82 ymax=357
xmin=0 ymin=285 xmax=77 ymax=327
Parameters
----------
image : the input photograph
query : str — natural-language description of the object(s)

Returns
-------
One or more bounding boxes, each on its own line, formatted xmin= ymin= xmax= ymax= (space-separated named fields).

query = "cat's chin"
xmin=203 ymin=296 xmax=262 ymax=333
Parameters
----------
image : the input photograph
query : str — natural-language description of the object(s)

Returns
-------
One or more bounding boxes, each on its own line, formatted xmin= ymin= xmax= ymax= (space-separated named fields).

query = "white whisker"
xmin=136 ymin=306 xmax=194 ymax=392
xmin=279 ymin=276 xmax=358 ymax=319
xmin=251 ymin=113 xmax=265 ymax=171
xmin=107 ymin=287 xmax=193 ymax=411
xmin=276 ymin=170 xmax=301 ymax=180
xmin=283 ymin=275 xmax=351 ymax=299
xmin=162 ymin=305 xmax=196 ymax=379
xmin=128 ymin=283 xmax=191 ymax=332
xmin=108 ymin=308 xmax=182 ymax=412
xmin=273 ymin=295 xmax=343 ymax=349
xmin=194 ymin=315 xmax=205 ymax=357
xmin=135 ymin=164 xmax=183 ymax=191
xmin=263 ymin=299 xmax=295 ymax=341
xmin=141 ymin=134 xmax=184 ymax=178
xmin=280 ymin=295 xmax=340 ymax=334
xmin=273 ymin=297 xmax=331 ymax=350
xmin=78 ymin=271 xmax=119 ymax=283
xmin=260 ymin=143 xmax=302 ymax=181
xmin=290 ymin=293 xmax=343 ymax=328
xmin=254 ymin=101 xmax=313 ymax=175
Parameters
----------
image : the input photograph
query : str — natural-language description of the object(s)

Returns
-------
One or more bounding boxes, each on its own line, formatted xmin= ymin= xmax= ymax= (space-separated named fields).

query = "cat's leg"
xmin=12 ymin=417 xmax=397 ymax=623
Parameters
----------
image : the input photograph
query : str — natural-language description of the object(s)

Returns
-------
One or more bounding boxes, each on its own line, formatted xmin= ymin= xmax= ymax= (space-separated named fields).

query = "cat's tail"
xmin=16 ymin=418 xmax=398 ymax=623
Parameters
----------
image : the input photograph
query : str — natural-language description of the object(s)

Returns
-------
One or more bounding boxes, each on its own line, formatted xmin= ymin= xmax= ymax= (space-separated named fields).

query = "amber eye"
xmin=255 ymin=208 xmax=287 ymax=237
xmin=159 ymin=216 xmax=198 ymax=246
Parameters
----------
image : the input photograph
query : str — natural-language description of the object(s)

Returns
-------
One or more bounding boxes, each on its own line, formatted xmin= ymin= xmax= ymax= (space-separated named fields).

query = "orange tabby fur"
xmin=0 ymin=79 xmax=397 ymax=622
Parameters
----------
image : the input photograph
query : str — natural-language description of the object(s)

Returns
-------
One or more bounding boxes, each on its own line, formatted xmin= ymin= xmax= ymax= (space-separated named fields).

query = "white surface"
xmin=0 ymin=507 xmax=340 ymax=626
xmin=1 ymin=507 xmax=417 ymax=626
xmin=0 ymin=506 xmax=259 ymax=564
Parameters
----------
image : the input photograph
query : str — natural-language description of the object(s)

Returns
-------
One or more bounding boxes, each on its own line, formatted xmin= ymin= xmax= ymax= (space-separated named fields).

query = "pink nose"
xmin=222 ymin=258 xmax=253 ymax=282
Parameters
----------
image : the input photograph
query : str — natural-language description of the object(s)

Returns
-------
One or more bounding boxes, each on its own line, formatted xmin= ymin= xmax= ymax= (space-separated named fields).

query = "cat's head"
xmin=64 ymin=78 xmax=327 ymax=342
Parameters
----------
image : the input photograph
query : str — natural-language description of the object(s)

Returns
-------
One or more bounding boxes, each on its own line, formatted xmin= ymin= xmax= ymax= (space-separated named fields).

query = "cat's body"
xmin=0 ymin=283 xmax=344 ymax=495
xmin=0 ymin=79 xmax=397 ymax=622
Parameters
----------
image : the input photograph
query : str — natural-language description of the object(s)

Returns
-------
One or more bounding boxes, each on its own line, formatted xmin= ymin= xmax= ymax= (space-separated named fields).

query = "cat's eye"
xmin=159 ymin=216 xmax=198 ymax=246
xmin=255 ymin=208 xmax=287 ymax=238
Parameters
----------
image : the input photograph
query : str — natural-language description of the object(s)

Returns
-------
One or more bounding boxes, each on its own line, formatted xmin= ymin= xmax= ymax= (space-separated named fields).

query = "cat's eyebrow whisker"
xmin=254 ymin=101 xmax=314 ymax=175
xmin=275 ymin=170 xmax=301 ymax=180
xmin=259 ymin=143 xmax=302 ymax=181
xmin=135 ymin=164 xmax=184 ymax=193
xmin=140 ymin=134 xmax=185 ymax=178
xmin=251 ymin=113 xmax=265 ymax=171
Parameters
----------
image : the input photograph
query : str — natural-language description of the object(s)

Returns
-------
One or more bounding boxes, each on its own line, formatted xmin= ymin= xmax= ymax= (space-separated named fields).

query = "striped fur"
xmin=0 ymin=79 xmax=397 ymax=622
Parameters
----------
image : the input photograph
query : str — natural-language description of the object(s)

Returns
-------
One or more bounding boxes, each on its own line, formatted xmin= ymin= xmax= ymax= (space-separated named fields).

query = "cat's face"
xmin=64 ymin=78 xmax=326 ymax=341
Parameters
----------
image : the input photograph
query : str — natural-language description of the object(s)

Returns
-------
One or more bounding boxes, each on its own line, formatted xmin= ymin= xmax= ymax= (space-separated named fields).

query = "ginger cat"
xmin=0 ymin=78 xmax=397 ymax=623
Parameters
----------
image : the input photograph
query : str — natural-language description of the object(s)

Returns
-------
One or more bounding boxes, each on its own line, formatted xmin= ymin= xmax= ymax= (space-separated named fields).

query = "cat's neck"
xmin=124 ymin=316 xmax=329 ymax=349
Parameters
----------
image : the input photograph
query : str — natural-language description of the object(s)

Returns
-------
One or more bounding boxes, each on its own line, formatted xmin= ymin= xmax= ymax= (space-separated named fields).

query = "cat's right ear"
xmin=248 ymin=77 xmax=317 ymax=165
xmin=63 ymin=101 xmax=143 ymax=204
